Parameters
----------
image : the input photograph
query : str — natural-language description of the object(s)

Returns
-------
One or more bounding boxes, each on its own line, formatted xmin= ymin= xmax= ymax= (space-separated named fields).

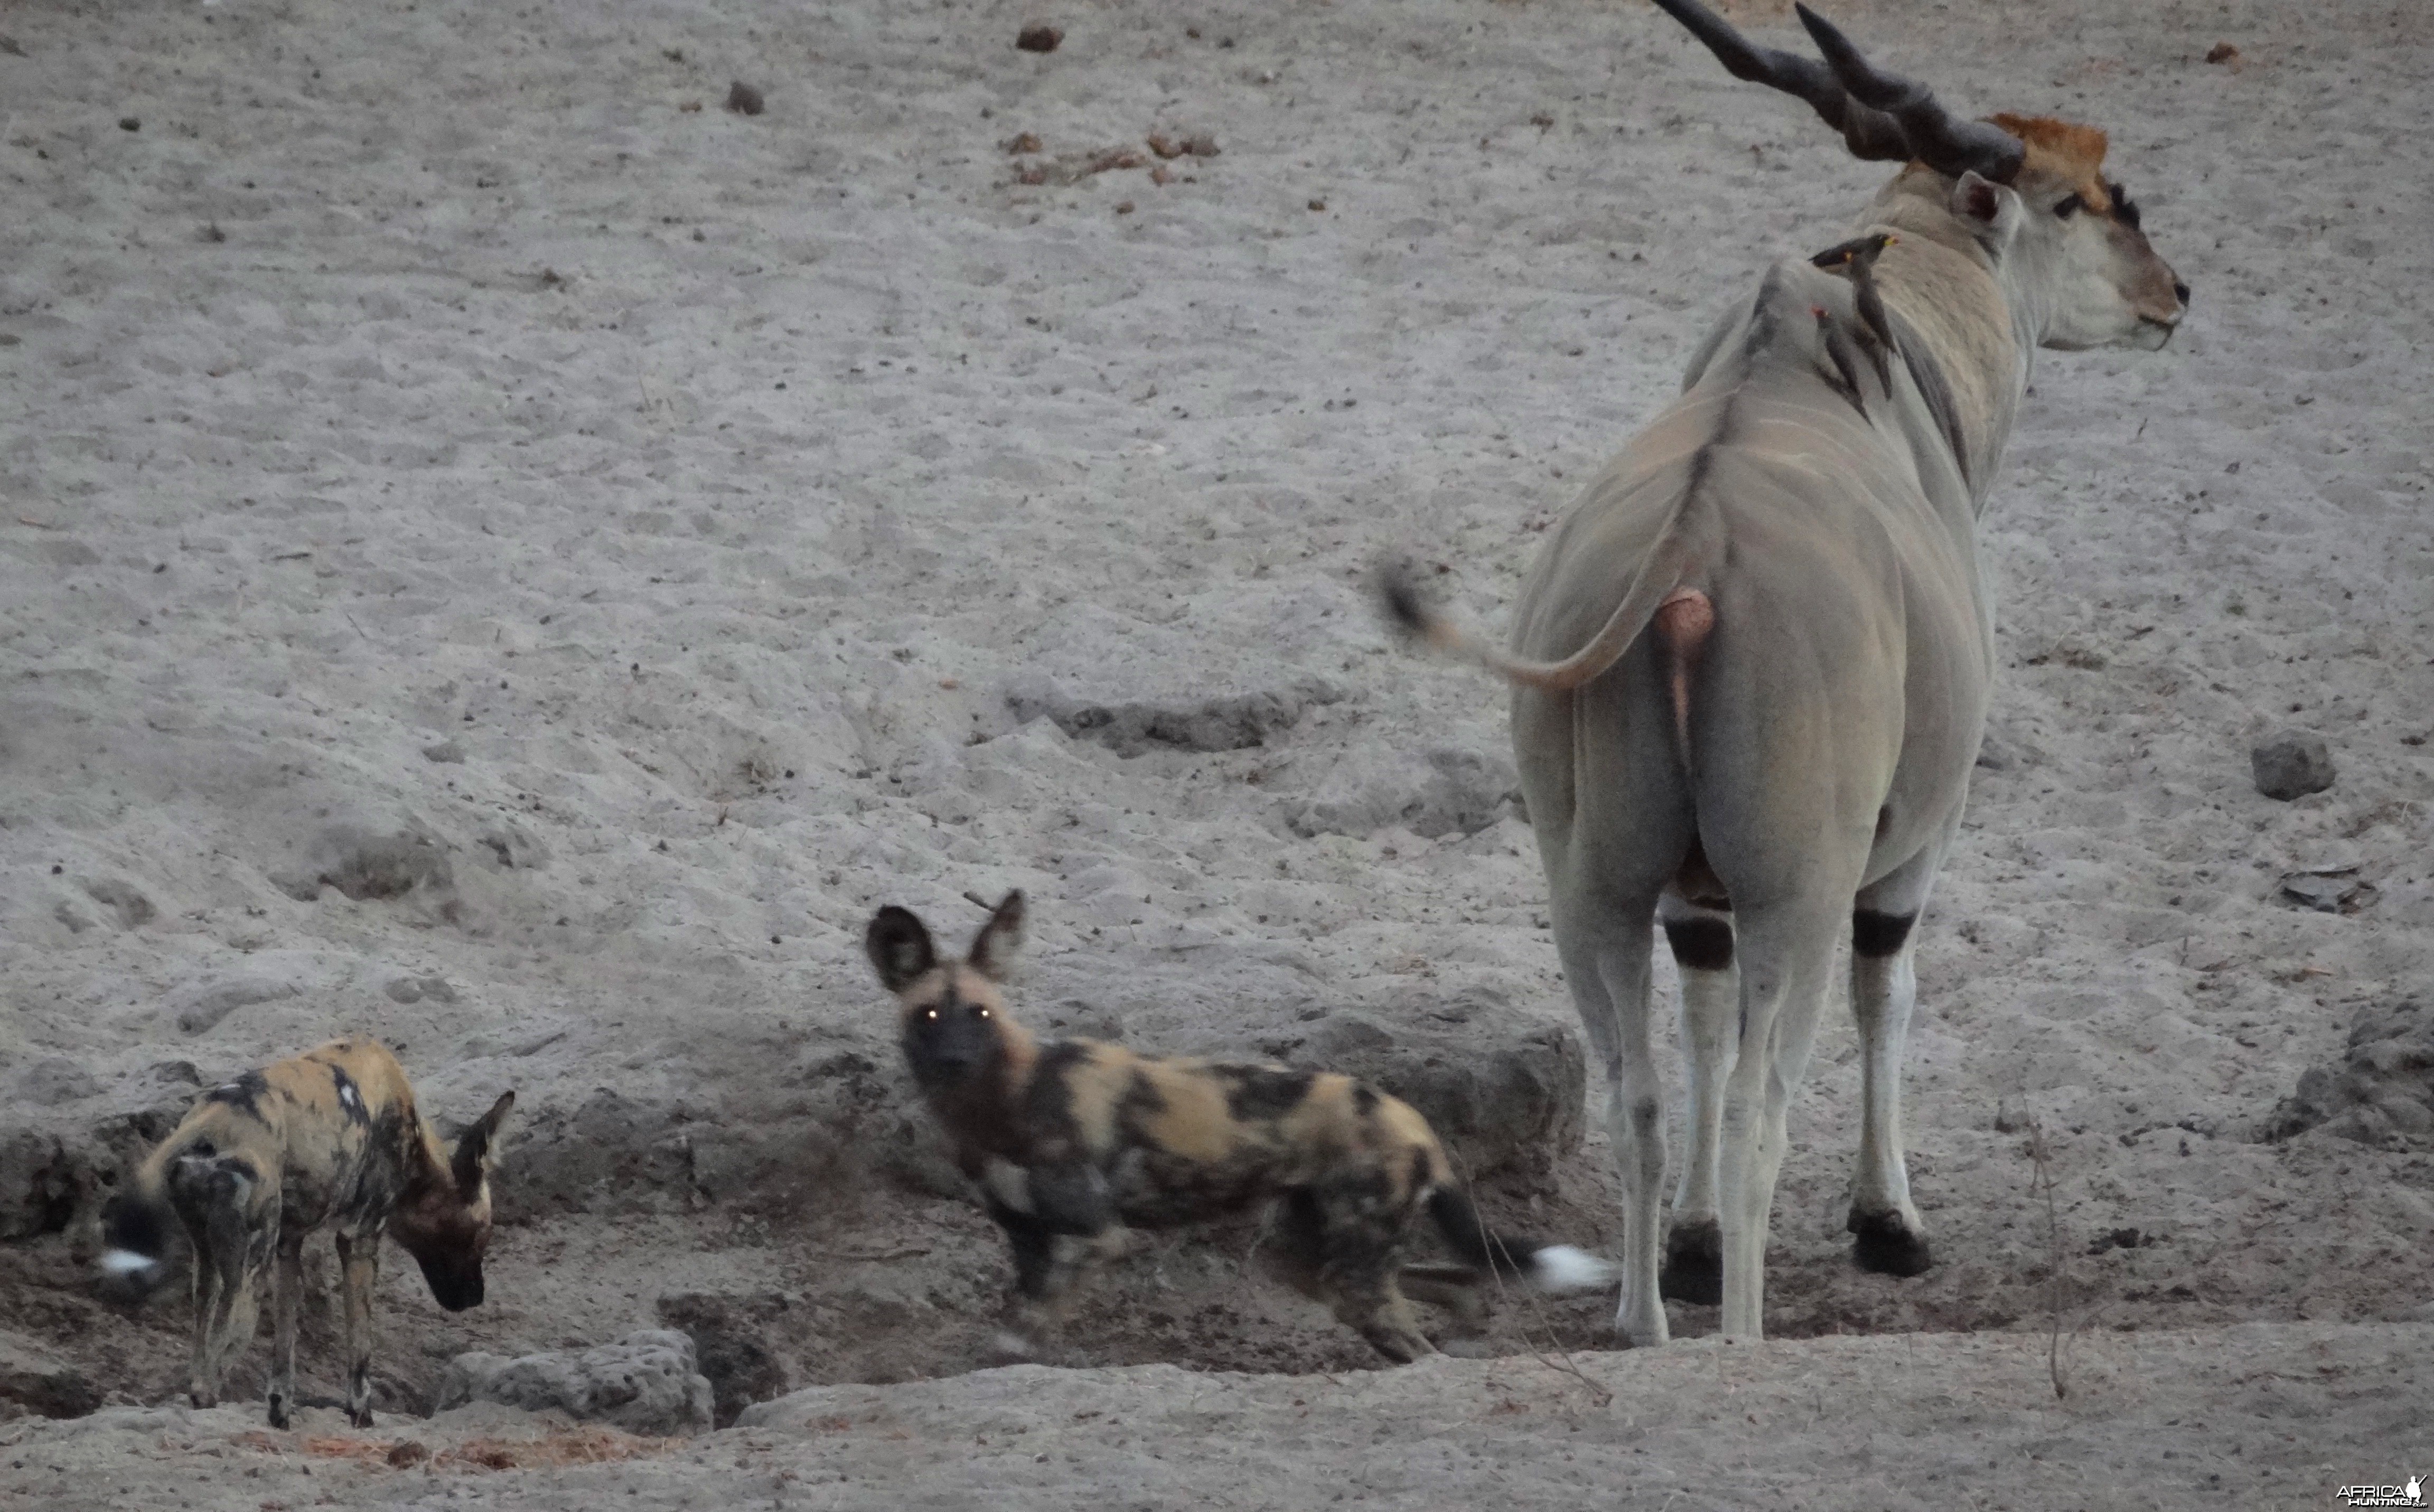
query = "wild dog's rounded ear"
xmin=1950 ymin=170 xmax=2023 ymax=252
xmin=451 ymin=1090 xmax=515 ymax=1196
xmin=867 ymin=906 xmax=940 ymax=992
xmin=966 ymin=890 xmax=1026 ymax=981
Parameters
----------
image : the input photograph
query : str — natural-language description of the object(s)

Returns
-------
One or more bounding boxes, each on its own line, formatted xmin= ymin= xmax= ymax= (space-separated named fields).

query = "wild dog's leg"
xmin=1017 ymin=1162 xmax=1120 ymax=1329
xmin=1659 ymin=893 xmax=1736 ymax=1307
xmin=1396 ymin=1264 xmax=1487 ymax=1331
xmin=185 ymin=1234 xmax=223 ymax=1409
xmin=1551 ymin=894 xmax=1665 ymax=1347
xmin=189 ymin=1172 xmax=266 ymax=1411
xmin=266 ymin=1227 xmax=306 ymax=1429
xmin=1313 ymin=1186 xmax=1433 ymax=1363
xmin=335 ymin=1231 xmax=380 ymax=1428
xmin=1256 ymin=1188 xmax=1331 ymax=1303
xmin=1845 ymin=834 xmax=1952 ymax=1277
xmin=1716 ymin=896 xmax=1848 ymax=1340
xmin=985 ymin=1186 xmax=1115 ymax=1356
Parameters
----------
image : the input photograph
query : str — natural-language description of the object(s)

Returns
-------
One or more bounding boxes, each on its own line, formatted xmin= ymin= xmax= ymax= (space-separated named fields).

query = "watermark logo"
xmin=2336 ymin=1476 xmax=2425 ymax=1508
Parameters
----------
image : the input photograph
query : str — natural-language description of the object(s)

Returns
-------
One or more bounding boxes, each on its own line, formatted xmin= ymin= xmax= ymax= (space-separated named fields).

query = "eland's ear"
xmin=1951 ymin=170 xmax=2023 ymax=253
xmin=966 ymin=891 xmax=1027 ymax=982
xmin=451 ymin=1090 xmax=515 ymax=1197
xmin=867 ymin=906 xmax=940 ymax=993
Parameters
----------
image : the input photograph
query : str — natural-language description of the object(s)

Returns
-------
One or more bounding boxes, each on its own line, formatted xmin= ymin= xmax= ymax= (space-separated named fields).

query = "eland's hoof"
xmin=1659 ymin=1218 xmax=1723 ymax=1306
xmin=1848 ymin=1208 xmax=1933 ymax=1276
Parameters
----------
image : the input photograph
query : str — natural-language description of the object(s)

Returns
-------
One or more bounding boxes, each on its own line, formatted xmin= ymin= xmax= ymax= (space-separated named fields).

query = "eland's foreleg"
xmin=1659 ymin=898 xmax=1736 ymax=1306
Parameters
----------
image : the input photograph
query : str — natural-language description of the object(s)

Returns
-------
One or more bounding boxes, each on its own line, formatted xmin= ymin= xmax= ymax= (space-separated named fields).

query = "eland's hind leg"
xmin=1659 ymin=895 xmax=1736 ymax=1306
xmin=1552 ymin=894 xmax=1666 ymax=1346
xmin=1845 ymin=835 xmax=1953 ymax=1276
xmin=1715 ymin=897 xmax=1847 ymax=1341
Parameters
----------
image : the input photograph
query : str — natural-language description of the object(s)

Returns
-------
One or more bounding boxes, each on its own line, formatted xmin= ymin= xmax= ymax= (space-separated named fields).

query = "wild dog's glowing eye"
xmin=2054 ymin=193 xmax=2083 ymax=220
xmin=978 ymin=1008 xmax=990 ymax=1019
xmin=925 ymin=1008 xmax=938 ymax=1019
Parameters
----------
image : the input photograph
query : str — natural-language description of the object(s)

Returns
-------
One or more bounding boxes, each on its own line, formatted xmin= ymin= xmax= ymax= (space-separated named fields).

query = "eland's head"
xmin=1652 ymin=0 xmax=2186 ymax=350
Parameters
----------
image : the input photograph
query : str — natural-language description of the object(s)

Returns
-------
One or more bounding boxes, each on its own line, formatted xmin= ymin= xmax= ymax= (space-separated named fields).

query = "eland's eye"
xmin=2054 ymin=193 xmax=2083 ymax=220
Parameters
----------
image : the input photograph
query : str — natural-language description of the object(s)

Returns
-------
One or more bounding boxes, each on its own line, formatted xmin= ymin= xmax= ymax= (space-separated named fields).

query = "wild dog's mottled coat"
xmin=99 ymin=1040 xmax=512 ymax=1427
xmin=867 ymin=893 xmax=1611 ymax=1363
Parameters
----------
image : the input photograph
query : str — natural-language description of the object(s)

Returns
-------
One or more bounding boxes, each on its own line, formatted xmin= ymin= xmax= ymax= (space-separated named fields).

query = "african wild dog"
xmin=98 ymin=1040 xmax=513 ymax=1428
xmin=867 ymin=892 xmax=1614 ymax=1361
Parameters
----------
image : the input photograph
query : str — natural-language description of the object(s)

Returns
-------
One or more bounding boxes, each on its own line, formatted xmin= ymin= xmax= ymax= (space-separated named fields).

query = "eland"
xmin=1380 ymin=0 xmax=2185 ymax=1344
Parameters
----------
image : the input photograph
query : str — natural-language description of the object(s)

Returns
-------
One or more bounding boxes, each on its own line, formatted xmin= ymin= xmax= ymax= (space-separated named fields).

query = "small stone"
xmin=385 ymin=1441 xmax=430 ymax=1468
xmin=422 ymin=739 xmax=466 ymax=764
xmin=14 ymin=1059 xmax=99 ymax=1107
xmin=118 ymin=117 xmax=139 ymax=132
xmin=1016 ymin=23 xmax=1062 ymax=53
xmin=82 ymin=878 xmax=156 ymax=928
xmin=1002 ymin=131 xmax=1042 ymax=155
xmin=724 ymin=81 xmax=764 ymax=116
xmin=2205 ymin=42 xmax=2240 ymax=64
xmin=1308 ymin=198 xmax=1326 ymax=212
xmin=172 ymin=974 xmax=300 ymax=1035
xmin=2251 ymin=728 xmax=2335 ymax=800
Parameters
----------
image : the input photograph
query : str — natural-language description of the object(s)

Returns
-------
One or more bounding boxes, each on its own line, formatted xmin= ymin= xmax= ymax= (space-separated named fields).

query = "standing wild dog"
xmin=866 ymin=892 xmax=1614 ymax=1362
xmin=1380 ymin=1 xmax=2185 ymax=1344
xmin=98 ymin=1040 xmax=514 ymax=1427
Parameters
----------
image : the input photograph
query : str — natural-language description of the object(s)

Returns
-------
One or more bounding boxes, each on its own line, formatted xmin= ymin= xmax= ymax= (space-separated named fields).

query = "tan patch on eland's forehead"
xmin=1987 ymin=113 xmax=2112 ymax=210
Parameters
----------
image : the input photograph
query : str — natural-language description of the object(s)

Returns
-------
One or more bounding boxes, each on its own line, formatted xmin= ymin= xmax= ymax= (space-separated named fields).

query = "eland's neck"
xmin=1863 ymin=192 xmax=2038 ymax=510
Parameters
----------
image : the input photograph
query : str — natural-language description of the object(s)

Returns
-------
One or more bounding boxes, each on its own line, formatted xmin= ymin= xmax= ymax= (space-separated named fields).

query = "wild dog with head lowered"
xmin=866 ymin=892 xmax=1613 ymax=1362
xmin=98 ymin=1040 xmax=513 ymax=1427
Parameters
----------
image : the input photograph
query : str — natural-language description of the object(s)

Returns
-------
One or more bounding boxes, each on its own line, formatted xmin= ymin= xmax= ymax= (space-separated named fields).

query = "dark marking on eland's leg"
xmin=1664 ymin=917 xmax=1735 ymax=973
xmin=1659 ymin=1215 xmax=1723 ymax=1306
xmin=1851 ymin=909 xmax=1915 ymax=959
xmin=1847 ymin=1207 xmax=1933 ymax=1276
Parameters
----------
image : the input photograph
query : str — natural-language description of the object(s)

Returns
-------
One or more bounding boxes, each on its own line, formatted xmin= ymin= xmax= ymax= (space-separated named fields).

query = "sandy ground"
xmin=4 ymin=1322 xmax=2431 ymax=1510
xmin=2 ymin=0 xmax=2432 ymax=1502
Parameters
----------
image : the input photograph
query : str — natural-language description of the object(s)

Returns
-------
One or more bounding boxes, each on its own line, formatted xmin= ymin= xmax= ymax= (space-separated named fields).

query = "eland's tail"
xmin=1375 ymin=528 xmax=1700 ymax=697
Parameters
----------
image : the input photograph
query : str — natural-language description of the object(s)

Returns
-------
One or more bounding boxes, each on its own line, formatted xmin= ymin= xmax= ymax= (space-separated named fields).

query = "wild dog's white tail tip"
xmin=1529 ymin=1244 xmax=1619 ymax=1293
xmin=100 ymin=1248 xmax=158 ymax=1278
